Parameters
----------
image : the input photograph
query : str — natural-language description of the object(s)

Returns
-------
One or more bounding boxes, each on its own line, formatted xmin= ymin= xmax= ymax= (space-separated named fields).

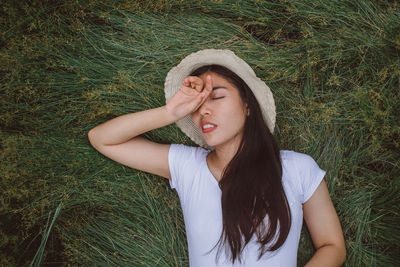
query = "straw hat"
xmin=164 ymin=49 xmax=276 ymax=149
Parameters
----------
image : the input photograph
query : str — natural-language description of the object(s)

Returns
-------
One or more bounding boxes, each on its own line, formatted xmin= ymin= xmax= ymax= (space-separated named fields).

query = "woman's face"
xmin=191 ymin=71 xmax=248 ymax=148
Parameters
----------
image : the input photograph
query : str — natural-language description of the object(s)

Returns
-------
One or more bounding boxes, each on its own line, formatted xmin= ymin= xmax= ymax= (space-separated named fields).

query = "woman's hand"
xmin=166 ymin=75 xmax=212 ymax=121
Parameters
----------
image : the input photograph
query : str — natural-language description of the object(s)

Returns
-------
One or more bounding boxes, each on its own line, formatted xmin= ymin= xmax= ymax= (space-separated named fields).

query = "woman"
xmin=88 ymin=49 xmax=346 ymax=266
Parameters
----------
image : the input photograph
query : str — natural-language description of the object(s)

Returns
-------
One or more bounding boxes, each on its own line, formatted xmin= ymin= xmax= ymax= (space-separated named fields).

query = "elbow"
xmin=336 ymin=234 xmax=346 ymax=265
xmin=88 ymin=129 xmax=95 ymax=142
xmin=88 ymin=129 xmax=99 ymax=148
xmin=330 ymin=241 xmax=346 ymax=266
xmin=313 ymin=241 xmax=346 ymax=267
xmin=88 ymin=129 xmax=110 ymax=150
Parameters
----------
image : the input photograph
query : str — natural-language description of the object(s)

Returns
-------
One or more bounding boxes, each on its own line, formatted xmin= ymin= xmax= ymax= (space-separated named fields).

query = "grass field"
xmin=1 ymin=0 xmax=399 ymax=266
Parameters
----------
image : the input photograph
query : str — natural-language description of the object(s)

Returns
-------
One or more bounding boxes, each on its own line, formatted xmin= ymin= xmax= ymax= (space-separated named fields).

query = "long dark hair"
xmin=190 ymin=65 xmax=291 ymax=264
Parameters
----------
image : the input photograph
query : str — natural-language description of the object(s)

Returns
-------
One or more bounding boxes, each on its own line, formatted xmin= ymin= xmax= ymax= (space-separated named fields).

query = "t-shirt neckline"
xmin=203 ymin=151 xmax=220 ymax=187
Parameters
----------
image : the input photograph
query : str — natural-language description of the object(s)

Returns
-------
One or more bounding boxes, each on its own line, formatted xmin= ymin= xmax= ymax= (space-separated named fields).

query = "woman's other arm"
xmin=303 ymin=179 xmax=346 ymax=267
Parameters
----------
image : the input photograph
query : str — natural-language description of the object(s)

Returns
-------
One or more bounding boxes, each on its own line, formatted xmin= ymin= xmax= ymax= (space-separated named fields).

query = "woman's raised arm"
xmin=88 ymin=106 xmax=177 ymax=179
xmin=88 ymin=75 xmax=212 ymax=179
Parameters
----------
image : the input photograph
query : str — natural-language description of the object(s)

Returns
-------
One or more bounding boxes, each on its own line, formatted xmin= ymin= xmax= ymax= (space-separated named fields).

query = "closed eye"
xmin=212 ymin=96 xmax=224 ymax=100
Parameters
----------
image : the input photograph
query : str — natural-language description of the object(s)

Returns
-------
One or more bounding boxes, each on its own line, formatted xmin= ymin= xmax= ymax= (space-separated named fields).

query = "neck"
xmin=209 ymin=134 xmax=242 ymax=173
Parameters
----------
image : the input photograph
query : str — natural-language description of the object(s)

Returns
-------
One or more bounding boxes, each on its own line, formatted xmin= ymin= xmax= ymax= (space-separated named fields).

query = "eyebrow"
xmin=212 ymin=86 xmax=226 ymax=91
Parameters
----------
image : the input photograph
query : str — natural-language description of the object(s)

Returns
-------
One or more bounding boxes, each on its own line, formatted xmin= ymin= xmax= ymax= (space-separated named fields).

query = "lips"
xmin=200 ymin=121 xmax=217 ymax=133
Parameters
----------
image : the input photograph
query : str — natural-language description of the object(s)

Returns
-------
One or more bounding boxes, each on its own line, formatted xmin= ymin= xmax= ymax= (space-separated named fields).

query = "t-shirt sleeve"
xmin=168 ymin=143 xmax=201 ymax=193
xmin=168 ymin=144 xmax=185 ymax=190
xmin=293 ymin=152 xmax=327 ymax=203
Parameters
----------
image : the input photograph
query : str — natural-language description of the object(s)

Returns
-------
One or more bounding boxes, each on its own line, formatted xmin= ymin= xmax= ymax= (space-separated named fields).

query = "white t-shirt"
xmin=168 ymin=144 xmax=326 ymax=267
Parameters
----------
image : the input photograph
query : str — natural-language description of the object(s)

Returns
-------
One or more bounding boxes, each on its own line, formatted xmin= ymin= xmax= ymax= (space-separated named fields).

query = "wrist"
xmin=162 ymin=105 xmax=181 ymax=123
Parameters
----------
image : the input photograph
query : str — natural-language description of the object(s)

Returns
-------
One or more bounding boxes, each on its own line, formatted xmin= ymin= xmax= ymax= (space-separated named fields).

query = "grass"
xmin=1 ymin=0 xmax=399 ymax=266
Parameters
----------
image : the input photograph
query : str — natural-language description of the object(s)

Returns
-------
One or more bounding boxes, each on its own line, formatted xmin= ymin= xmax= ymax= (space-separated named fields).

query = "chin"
xmin=204 ymin=137 xmax=228 ymax=148
xmin=204 ymin=133 xmax=242 ymax=149
xmin=203 ymin=137 xmax=219 ymax=147
xmin=204 ymin=140 xmax=216 ymax=147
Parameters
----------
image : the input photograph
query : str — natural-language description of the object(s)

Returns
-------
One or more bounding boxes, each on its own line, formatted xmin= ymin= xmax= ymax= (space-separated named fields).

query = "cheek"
xmin=226 ymin=101 xmax=246 ymax=121
xmin=190 ymin=113 xmax=200 ymax=127
xmin=219 ymin=103 xmax=246 ymax=131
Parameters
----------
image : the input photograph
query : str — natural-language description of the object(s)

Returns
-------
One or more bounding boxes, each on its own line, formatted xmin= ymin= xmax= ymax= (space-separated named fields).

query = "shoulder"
xmin=169 ymin=143 xmax=209 ymax=159
xmin=280 ymin=149 xmax=316 ymax=163
xmin=168 ymin=144 xmax=210 ymax=190
xmin=280 ymin=149 xmax=323 ymax=173
xmin=168 ymin=143 xmax=210 ymax=170
xmin=280 ymin=150 xmax=327 ymax=203
xmin=170 ymin=143 xmax=209 ymax=153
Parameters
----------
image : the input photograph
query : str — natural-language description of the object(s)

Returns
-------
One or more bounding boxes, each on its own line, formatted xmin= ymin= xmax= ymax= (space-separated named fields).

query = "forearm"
xmin=88 ymin=105 xmax=177 ymax=146
xmin=305 ymin=244 xmax=346 ymax=267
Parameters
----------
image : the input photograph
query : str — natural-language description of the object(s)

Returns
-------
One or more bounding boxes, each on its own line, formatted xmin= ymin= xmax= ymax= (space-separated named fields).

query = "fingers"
xmin=193 ymin=89 xmax=208 ymax=110
xmin=203 ymin=75 xmax=213 ymax=97
xmin=182 ymin=77 xmax=199 ymax=91
xmin=182 ymin=76 xmax=204 ymax=92
xmin=195 ymin=75 xmax=212 ymax=107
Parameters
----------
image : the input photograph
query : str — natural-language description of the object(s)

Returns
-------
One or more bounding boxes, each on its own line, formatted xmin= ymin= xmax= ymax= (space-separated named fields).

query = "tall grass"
xmin=1 ymin=0 xmax=399 ymax=266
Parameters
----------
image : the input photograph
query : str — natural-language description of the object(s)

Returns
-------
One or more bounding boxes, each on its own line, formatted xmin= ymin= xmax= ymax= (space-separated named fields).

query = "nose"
xmin=198 ymin=99 xmax=211 ymax=117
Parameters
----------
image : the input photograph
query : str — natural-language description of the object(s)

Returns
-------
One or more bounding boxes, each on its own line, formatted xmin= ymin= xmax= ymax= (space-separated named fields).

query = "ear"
xmin=244 ymin=102 xmax=250 ymax=116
